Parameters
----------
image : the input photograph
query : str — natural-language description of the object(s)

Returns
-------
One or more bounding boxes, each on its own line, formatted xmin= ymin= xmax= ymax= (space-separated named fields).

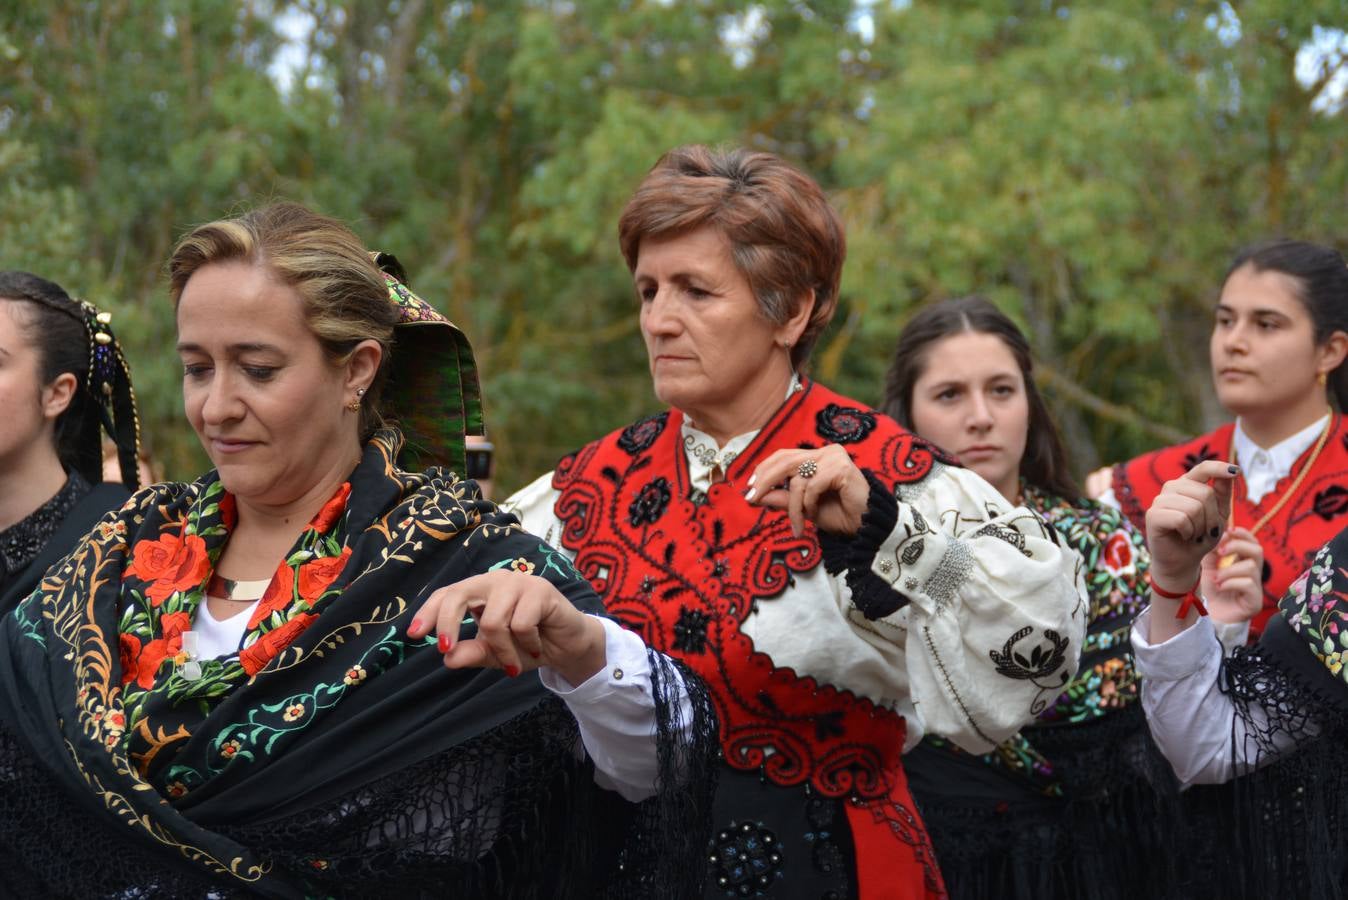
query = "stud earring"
xmin=347 ymin=387 xmax=366 ymax=413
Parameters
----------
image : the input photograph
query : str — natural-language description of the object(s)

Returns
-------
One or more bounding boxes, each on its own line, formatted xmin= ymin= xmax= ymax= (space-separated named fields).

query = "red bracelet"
xmin=1147 ymin=575 xmax=1208 ymax=619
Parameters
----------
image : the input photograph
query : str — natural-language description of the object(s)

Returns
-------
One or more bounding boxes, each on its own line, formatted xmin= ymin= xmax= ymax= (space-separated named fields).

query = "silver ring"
xmin=797 ymin=459 xmax=818 ymax=479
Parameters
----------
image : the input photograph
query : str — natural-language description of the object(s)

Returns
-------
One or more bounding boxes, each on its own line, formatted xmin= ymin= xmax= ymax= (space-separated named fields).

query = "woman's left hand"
xmin=1199 ymin=527 xmax=1265 ymax=625
xmin=408 ymin=571 xmax=607 ymax=686
xmin=745 ymin=444 xmax=870 ymax=537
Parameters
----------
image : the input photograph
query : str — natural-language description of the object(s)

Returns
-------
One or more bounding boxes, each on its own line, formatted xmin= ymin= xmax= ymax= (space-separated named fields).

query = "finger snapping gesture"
xmin=1144 ymin=459 xmax=1242 ymax=642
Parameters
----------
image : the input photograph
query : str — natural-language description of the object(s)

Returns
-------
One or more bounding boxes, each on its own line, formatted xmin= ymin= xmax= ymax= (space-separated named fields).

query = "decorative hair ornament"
xmin=368 ymin=251 xmax=484 ymax=475
xmin=73 ymin=299 xmax=142 ymax=491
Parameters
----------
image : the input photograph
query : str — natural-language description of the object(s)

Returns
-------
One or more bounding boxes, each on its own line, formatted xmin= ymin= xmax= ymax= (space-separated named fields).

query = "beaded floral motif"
xmin=708 ymin=821 xmax=784 ymax=897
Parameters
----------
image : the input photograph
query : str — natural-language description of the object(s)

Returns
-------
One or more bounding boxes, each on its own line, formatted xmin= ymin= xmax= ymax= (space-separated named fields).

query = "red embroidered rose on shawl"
xmin=247 ymin=564 xmax=297 ymax=630
xmin=311 ymin=482 xmax=352 ymax=532
xmin=118 ymin=633 xmax=141 ymax=685
xmin=297 ymin=546 xmax=352 ymax=605
xmin=239 ymin=612 xmax=318 ymax=676
xmin=126 ymin=531 xmax=210 ymax=605
xmin=124 ymin=611 xmax=193 ymax=689
xmin=1101 ymin=530 xmax=1136 ymax=576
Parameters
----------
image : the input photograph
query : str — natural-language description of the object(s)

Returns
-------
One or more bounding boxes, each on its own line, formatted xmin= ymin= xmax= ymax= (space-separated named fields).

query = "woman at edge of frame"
xmin=0 ymin=203 xmax=718 ymax=898
xmin=0 ymin=271 xmax=140 ymax=613
xmin=504 ymin=145 xmax=1087 ymax=899
xmin=1131 ymin=454 xmax=1348 ymax=898
xmin=1088 ymin=240 xmax=1348 ymax=639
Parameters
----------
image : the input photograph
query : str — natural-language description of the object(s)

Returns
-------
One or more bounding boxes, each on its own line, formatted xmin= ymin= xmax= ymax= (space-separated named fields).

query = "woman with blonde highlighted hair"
xmin=0 ymin=202 xmax=716 ymax=897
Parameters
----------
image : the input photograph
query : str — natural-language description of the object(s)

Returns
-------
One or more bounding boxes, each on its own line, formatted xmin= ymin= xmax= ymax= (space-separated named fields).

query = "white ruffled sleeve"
xmin=500 ymin=470 xmax=569 ymax=555
xmin=824 ymin=464 xmax=1086 ymax=754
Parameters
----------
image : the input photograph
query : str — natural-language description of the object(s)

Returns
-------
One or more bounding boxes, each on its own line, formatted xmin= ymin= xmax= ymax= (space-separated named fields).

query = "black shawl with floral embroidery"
xmin=1191 ymin=531 xmax=1348 ymax=900
xmin=0 ymin=429 xmax=717 ymax=898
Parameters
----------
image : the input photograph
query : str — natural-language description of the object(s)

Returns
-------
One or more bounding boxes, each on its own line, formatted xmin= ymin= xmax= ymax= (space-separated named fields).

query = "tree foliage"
xmin=2 ymin=0 xmax=1344 ymax=491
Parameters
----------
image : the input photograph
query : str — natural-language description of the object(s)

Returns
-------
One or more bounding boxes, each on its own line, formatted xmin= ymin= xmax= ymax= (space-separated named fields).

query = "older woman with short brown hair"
xmin=507 ymin=145 xmax=1086 ymax=898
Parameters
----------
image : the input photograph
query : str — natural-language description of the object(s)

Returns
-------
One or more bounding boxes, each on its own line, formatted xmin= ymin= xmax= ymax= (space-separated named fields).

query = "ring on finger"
xmin=797 ymin=459 xmax=818 ymax=479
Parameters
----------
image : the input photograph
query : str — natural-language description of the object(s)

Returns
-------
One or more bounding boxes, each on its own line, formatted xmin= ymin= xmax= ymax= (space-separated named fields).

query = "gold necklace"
xmin=1219 ymin=412 xmax=1333 ymax=567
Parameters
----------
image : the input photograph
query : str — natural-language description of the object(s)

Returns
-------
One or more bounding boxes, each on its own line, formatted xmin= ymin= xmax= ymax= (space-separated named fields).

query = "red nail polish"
xmin=438 ymin=634 xmax=452 ymax=653
xmin=505 ymin=665 xmax=520 ymax=678
xmin=409 ymin=618 xmax=423 ymax=634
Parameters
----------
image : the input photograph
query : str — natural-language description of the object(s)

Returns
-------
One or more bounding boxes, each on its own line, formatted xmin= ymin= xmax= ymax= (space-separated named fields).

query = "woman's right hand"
xmin=1083 ymin=465 xmax=1114 ymax=500
xmin=1145 ymin=459 xmax=1240 ymax=594
xmin=408 ymin=570 xmax=607 ymax=687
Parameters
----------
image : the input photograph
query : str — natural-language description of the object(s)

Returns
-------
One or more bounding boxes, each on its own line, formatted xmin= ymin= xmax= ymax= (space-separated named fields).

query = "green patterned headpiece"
xmin=371 ymin=252 xmax=484 ymax=475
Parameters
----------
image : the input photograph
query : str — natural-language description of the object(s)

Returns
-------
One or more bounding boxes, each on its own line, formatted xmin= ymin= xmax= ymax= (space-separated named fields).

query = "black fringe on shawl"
xmin=909 ymin=703 xmax=1184 ymax=900
xmin=0 ymin=651 xmax=718 ymax=899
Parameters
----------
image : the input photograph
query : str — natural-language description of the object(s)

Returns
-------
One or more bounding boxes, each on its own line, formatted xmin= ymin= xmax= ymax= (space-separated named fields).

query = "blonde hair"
xmin=168 ymin=202 xmax=399 ymax=436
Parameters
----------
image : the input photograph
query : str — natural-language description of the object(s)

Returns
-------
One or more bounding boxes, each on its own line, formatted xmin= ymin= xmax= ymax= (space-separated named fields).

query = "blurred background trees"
xmin=2 ymin=0 xmax=1345 ymax=492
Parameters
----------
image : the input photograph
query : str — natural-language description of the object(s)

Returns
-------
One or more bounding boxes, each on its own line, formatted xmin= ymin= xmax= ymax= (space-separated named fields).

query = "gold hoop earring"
xmin=1319 ymin=372 xmax=1329 ymax=387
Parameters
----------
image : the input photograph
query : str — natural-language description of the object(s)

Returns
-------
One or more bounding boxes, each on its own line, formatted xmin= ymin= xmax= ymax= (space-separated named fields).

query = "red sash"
xmin=1112 ymin=417 xmax=1348 ymax=635
xmin=553 ymin=380 xmax=949 ymax=896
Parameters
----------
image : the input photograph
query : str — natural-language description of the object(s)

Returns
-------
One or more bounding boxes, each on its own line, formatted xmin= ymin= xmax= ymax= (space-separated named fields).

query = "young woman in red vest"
xmin=1088 ymin=240 xmax=1348 ymax=638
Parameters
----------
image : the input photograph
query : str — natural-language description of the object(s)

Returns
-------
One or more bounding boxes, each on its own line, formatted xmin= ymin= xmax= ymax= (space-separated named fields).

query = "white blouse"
xmin=505 ymin=417 xmax=1087 ymax=755
xmin=1131 ymin=608 xmax=1308 ymax=787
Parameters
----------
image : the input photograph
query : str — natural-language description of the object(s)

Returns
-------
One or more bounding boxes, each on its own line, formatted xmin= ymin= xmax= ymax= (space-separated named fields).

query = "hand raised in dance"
xmin=1145 ymin=459 xmax=1239 ymax=643
xmin=409 ymin=570 xmax=607 ymax=687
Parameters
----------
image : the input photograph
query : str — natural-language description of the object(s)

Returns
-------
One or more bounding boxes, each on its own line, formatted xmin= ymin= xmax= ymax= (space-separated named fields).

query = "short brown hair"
xmin=618 ymin=145 xmax=845 ymax=369
xmin=168 ymin=202 xmax=399 ymax=437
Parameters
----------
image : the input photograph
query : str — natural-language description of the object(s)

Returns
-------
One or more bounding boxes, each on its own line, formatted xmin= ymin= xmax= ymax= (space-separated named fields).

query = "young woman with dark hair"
xmin=0 ymin=271 xmax=140 ymax=611
xmin=881 ymin=296 xmax=1185 ymax=900
xmin=883 ymin=296 xmax=1079 ymax=502
xmin=1090 ymin=239 xmax=1348 ymax=639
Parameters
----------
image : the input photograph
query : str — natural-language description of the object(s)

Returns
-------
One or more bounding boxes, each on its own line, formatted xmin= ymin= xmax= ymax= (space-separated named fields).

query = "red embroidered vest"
xmin=551 ymin=381 xmax=951 ymax=798
xmin=1112 ymin=416 xmax=1348 ymax=635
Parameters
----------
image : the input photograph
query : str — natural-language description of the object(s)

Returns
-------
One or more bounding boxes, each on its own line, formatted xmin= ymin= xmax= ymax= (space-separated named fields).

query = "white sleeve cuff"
xmin=538 ymin=615 xmax=675 ymax=803
xmin=1131 ymin=607 xmax=1222 ymax=682
xmin=537 ymin=615 xmax=650 ymax=698
xmin=1213 ymin=618 xmax=1252 ymax=656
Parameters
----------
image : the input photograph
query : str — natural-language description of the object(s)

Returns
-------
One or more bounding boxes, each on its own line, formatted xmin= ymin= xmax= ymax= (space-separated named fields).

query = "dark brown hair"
xmin=617 ymin=144 xmax=845 ymax=369
xmin=1224 ymin=239 xmax=1348 ymax=410
xmin=0 ymin=271 xmax=139 ymax=488
xmin=882 ymin=295 xmax=1080 ymax=501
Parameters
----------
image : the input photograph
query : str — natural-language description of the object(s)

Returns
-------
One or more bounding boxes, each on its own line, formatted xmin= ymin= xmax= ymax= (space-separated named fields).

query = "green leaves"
xmin=2 ymin=0 xmax=1344 ymax=487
